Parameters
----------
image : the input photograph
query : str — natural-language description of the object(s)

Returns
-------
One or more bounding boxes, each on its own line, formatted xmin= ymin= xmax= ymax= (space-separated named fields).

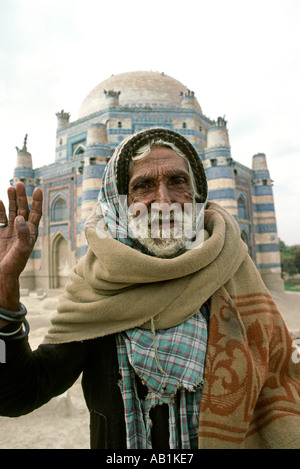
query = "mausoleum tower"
xmin=76 ymin=123 xmax=110 ymax=252
xmin=12 ymin=135 xmax=35 ymax=205
xmin=80 ymin=123 xmax=110 ymax=223
xmin=12 ymin=135 xmax=40 ymax=286
xmin=204 ymin=117 xmax=238 ymax=218
xmin=104 ymin=89 xmax=121 ymax=108
xmin=251 ymin=153 xmax=283 ymax=290
xmin=56 ymin=110 xmax=70 ymax=129
xmin=181 ymin=89 xmax=196 ymax=109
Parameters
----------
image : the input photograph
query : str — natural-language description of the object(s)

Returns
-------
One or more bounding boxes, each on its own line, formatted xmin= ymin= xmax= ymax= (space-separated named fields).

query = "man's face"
xmin=127 ymin=146 xmax=195 ymax=257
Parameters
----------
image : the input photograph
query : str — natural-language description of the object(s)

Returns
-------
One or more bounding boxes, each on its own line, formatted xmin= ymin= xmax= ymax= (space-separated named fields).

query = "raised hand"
xmin=0 ymin=182 xmax=43 ymax=312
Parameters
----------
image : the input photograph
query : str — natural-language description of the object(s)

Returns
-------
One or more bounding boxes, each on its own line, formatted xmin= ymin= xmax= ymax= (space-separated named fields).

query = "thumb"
xmin=14 ymin=215 xmax=31 ymax=246
xmin=15 ymin=215 xmax=26 ymax=228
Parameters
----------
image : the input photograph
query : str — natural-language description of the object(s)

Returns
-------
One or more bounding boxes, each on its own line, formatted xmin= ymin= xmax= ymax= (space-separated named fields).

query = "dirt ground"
xmin=0 ymin=288 xmax=299 ymax=449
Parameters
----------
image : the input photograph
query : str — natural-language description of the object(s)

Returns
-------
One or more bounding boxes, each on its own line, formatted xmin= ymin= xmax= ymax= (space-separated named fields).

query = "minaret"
xmin=252 ymin=153 xmax=283 ymax=290
xmin=77 ymin=123 xmax=110 ymax=256
xmin=12 ymin=135 xmax=39 ymax=290
xmin=104 ymin=90 xmax=120 ymax=108
xmin=204 ymin=117 xmax=238 ymax=218
xmin=12 ymin=134 xmax=35 ymax=202
xmin=56 ymin=109 xmax=70 ymax=128
xmin=181 ymin=89 xmax=195 ymax=109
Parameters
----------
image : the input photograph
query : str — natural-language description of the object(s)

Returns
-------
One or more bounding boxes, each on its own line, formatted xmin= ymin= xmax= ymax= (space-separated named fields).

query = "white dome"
xmin=78 ymin=71 xmax=202 ymax=118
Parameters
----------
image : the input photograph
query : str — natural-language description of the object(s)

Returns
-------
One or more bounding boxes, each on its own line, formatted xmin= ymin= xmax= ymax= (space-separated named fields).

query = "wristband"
xmin=0 ymin=303 xmax=27 ymax=323
xmin=0 ymin=324 xmax=23 ymax=336
xmin=0 ymin=318 xmax=30 ymax=340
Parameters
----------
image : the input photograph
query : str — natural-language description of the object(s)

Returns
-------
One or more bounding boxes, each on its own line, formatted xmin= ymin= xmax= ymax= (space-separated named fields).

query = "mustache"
xmin=127 ymin=204 xmax=196 ymax=240
xmin=127 ymin=203 xmax=195 ymax=222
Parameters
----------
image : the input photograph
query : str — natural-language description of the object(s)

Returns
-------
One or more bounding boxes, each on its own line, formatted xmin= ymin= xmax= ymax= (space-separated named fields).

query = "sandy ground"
xmin=0 ymin=291 xmax=90 ymax=449
xmin=0 ymin=288 xmax=299 ymax=450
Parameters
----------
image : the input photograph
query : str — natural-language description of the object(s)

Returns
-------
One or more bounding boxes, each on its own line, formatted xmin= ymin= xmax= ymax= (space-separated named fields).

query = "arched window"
xmin=51 ymin=197 xmax=68 ymax=222
xmin=238 ymin=196 xmax=248 ymax=220
xmin=182 ymin=122 xmax=187 ymax=129
xmin=74 ymin=144 xmax=85 ymax=157
xmin=118 ymin=121 xmax=122 ymax=129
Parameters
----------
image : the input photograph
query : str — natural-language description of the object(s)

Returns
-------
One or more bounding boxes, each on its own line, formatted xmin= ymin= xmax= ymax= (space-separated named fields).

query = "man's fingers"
xmin=6 ymin=183 xmax=43 ymax=228
xmin=0 ymin=200 xmax=8 ymax=225
xmin=14 ymin=215 xmax=31 ymax=250
xmin=16 ymin=182 xmax=30 ymax=220
xmin=28 ymin=187 xmax=43 ymax=226
xmin=7 ymin=186 xmax=17 ymax=225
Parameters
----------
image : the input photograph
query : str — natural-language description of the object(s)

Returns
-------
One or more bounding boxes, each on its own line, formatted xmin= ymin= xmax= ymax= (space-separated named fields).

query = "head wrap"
xmin=97 ymin=127 xmax=208 ymax=247
xmin=113 ymin=127 xmax=207 ymax=202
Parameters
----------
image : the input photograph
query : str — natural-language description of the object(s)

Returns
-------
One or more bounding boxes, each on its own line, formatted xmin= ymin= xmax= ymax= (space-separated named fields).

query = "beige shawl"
xmin=44 ymin=202 xmax=300 ymax=448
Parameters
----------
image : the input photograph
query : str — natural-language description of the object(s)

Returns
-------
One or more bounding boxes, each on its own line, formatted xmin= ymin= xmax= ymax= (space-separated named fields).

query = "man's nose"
xmin=156 ymin=182 xmax=172 ymax=204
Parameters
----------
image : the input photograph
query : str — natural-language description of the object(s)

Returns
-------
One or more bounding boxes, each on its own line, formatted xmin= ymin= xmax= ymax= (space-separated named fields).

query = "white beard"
xmin=127 ymin=202 xmax=196 ymax=258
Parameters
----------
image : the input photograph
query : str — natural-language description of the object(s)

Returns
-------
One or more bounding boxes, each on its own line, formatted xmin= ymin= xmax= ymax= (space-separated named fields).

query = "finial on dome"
xmin=23 ymin=134 xmax=28 ymax=150
xmin=15 ymin=134 xmax=32 ymax=169
xmin=15 ymin=134 xmax=28 ymax=152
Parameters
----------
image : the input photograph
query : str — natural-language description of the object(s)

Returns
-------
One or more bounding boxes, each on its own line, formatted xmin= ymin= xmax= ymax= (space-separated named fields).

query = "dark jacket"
xmin=0 ymin=333 xmax=169 ymax=449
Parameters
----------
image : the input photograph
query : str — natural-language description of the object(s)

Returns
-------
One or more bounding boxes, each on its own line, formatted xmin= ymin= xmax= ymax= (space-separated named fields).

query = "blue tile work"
xmin=256 ymin=262 xmax=282 ymax=270
xmin=254 ymin=203 xmax=275 ymax=212
xmin=49 ymin=224 xmax=69 ymax=241
xmin=255 ymin=223 xmax=278 ymax=233
xmin=82 ymin=165 xmax=105 ymax=179
xmin=85 ymin=145 xmax=111 ymax=158
xmin=254 ymin=185 xmax=274 ymax=196
xmin=204 ymin=147 xmax=231 ymax=158
xmin=206 ymin=166 xmax=236 ymax=180
xmin=108 ymin=129 xmax=132 ymax=135
xmin=14 ymin=168 xmax=34 ymax=178
xmin=81 ymin=188 xmax=100 ymax=204
xmin=256 ymin=243 xmax=280 ymax=253
xmin=67 ymin=132 xmax=87 ymax=160
xmin=208 ymin=188 xmax=237 ymax=199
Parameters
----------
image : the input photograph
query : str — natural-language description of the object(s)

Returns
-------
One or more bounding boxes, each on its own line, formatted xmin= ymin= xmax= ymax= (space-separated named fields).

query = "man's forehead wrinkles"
xmin=130 ymin=166 xmax=190 ymax=182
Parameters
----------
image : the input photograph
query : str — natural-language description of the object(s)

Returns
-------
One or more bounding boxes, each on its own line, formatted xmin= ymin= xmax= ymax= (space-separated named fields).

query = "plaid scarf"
xmin=116 ymin=305 xmax=209 ymax=449
xmin=97 ymin=140 xmax=134 ymax=246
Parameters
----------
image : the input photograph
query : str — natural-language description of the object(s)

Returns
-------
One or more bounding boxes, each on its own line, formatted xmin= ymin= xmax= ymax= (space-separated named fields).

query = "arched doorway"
xmin=237 ymin=195 xmax=248 ymax=220
xmin=51 ymin=233 xmax=70 ymax=288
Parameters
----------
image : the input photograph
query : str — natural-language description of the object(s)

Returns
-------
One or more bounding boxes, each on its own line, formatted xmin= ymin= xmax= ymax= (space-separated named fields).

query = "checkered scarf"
xmin=116 ymin=305 xmax=209 ymax=449
xmin=97 ymin=140 xmax=134 ymax=246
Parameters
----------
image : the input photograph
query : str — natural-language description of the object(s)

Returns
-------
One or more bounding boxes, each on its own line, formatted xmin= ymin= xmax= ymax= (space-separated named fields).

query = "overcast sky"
xmin=1 ymin=0 xmax=299 ymax=245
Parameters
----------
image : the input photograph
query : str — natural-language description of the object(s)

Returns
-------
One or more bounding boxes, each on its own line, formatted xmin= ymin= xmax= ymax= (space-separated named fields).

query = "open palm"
xmin=0 ymin=182 xmax=43 ymax=280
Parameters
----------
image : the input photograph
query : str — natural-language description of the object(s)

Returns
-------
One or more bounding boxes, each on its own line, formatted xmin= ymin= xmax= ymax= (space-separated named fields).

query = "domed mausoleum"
xmin=11 ymin=71 xmax=282 ymax=291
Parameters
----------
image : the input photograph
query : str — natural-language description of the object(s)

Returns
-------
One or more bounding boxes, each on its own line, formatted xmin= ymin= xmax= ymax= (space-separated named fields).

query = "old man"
xmin=0 ymin=127 xmax=299 ymax=449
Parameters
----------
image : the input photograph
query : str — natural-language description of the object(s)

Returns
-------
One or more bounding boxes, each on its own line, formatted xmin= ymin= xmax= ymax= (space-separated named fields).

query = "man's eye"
xmin=172 ymin=177 xmax=187 ymax=185
xmin=135 ymin=181 xmax=150 ymax=190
